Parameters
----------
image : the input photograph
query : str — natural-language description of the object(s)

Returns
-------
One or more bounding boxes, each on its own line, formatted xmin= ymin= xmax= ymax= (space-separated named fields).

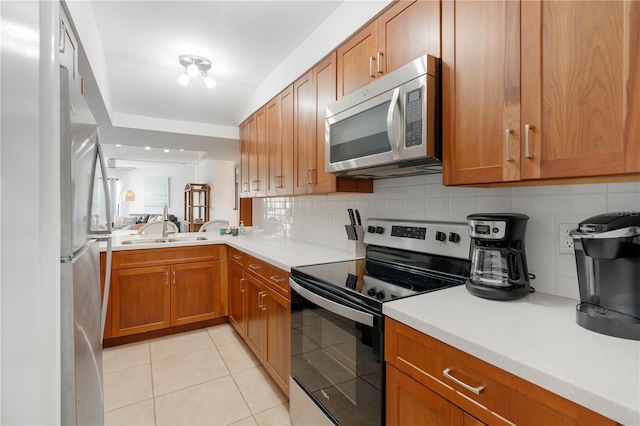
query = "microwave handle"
xmin=386 ymin=87 xmax=402 ymax=160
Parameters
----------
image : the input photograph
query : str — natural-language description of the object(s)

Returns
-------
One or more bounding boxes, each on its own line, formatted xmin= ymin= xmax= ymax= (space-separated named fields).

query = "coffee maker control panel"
xmin=468 ymin=219 xmax=506 ymax=240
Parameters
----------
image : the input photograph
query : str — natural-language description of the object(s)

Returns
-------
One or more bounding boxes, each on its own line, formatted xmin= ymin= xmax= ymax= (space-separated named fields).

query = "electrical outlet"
xmin=559 ymin=223 xmax=576 ymax=254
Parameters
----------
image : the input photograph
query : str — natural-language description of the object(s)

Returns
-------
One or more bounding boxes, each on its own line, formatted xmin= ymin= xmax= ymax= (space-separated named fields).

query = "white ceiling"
xmin=78 ymin=1 xmax=346 ymax=165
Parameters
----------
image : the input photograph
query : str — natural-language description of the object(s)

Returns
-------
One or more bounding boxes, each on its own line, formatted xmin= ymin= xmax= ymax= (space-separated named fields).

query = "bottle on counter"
xmin=239 ymin=221 xmax=245 ymax=235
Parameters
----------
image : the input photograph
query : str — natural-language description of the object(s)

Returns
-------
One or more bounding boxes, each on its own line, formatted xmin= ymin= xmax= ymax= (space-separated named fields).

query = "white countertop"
xmin=383 ymin=285 xmax=640 ymax=425
xmin=105 ymin=229 xmax=359 ymax=271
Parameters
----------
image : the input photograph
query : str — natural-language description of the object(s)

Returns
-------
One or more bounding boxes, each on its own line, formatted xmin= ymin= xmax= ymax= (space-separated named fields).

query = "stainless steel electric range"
xmin=289 ymin=218 xmax=472 ymax=426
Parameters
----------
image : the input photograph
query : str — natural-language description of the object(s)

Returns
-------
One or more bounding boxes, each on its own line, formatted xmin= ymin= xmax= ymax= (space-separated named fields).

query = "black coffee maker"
xmin=571 ymin=212 xmax=640 ymax=340
xmin=466 ymin=213 xmax=531 ymax=300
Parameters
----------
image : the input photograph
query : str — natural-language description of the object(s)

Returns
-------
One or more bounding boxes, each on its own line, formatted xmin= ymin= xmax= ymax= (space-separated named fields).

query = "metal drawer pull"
xmin=524 ymin=124 xmax=534 ymax=158
xmin=248 ymin=264 xmax=260 ymax=270
xmin=240 ymin=278 xmax=245 ymax=292
xmin=442 ymin=368 xmax=484 ymax=395
xmin=377 ymin=51 xmax=383 ymax=74
xmin=232 ymin=254 xmax=242 ymax=260
xmin=270 ymin=275 xmax=285 ymax=283
xmin=504 ymin=129 xmax=513 ymax=162
xmin=369 ymin=56 xmax=375 ymax=78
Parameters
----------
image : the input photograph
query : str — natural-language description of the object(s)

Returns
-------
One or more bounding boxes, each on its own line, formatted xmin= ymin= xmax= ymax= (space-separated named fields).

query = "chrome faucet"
xmin=162 ymin=205 xmax=169 ymax=238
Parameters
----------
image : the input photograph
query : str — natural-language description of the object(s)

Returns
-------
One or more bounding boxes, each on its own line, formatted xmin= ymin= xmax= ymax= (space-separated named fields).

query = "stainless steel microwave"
xmin=325 ymin=55 xmax=441 ymax=179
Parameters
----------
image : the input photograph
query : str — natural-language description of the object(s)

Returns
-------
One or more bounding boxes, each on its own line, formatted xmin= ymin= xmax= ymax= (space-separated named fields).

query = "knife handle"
xmin=355 ymin=209 xmax=362 ymax=225
xmin=347 ymin=209 xmax=356 ymax=225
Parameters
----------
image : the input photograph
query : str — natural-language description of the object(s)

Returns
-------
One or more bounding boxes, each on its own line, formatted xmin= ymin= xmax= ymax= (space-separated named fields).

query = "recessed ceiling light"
xmin=164 ymin=149 xmax=170 ymax=153
xmin=145 ymin=146 xmax=151 ymax=150
xmin=115 ymin=144 xmax=122 ymax=147
xmin=180 ymin=149 xmax=184 ymax=152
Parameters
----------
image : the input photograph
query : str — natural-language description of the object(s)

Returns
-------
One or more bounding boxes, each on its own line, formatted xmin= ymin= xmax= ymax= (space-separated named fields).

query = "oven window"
xmin=330 ymin=101 xmax=392 ymax=163
xmin=291 ymin=294 xmax=383 ymax=425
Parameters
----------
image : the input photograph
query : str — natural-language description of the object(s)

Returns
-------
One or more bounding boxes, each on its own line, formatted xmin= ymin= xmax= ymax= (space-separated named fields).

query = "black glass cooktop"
xmin=291 ymin=249 xmax=470 ymax=306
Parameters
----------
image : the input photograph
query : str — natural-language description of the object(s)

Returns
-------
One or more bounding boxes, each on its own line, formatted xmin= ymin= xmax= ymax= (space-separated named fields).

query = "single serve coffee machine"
xmin=466 ymin=213 xmax=531 ymax=300
xmin=571 ymin=212 xmax=640 ymax=340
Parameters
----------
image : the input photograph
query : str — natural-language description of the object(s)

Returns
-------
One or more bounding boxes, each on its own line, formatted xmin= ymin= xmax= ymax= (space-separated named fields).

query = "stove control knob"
xmin=367 ymin=226 xmax=376 ymax=233
xmin=367 ymin=288 xmax=377 ymax=296
xmin=435 ymin=231 xmax=447 ymax=242
xmin=375 ymin=226 xmax=384 ymax=234
xmin=375 ymin=290 xmax=386 ymax=300
xmin=448 ymin=232 xmax=461 ymax=243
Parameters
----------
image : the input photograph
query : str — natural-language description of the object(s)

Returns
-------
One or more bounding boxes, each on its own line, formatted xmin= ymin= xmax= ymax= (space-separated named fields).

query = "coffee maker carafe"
xmin=466 ymin=213 xmax=531 ymax=300
xmin=571 ymin=212 xmax=640 ymax=340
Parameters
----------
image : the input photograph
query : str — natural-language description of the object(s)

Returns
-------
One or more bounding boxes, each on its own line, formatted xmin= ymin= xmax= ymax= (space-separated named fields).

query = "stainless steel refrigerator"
xmin=60 ymin=65 xmax=113 ymax=425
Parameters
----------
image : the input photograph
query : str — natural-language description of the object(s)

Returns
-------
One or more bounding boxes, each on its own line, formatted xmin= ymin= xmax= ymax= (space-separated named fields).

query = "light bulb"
xmin=204 ymin=75 xmax=217 ymax=89
xmin=186 ymin=63 xmax=200 ymax=77
xmin=177 ymin=73 xmax=189 ymax=86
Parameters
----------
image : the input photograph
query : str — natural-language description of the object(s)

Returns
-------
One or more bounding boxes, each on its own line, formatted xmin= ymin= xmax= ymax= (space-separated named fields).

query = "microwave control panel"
xmin=405 ymin=88 xmax=423 ymax=148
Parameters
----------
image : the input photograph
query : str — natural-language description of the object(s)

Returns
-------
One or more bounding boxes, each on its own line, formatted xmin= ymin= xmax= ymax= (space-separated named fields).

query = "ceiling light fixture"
xmin=177 ymin=55 xmax=216 ymax=89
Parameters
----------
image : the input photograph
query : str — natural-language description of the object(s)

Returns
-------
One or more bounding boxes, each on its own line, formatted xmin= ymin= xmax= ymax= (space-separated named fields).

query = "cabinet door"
xmin=244 ymin=273 xmax=266 ymax=361
xmin=279 ymin=85 xmax=295 ymax=195
xmin=111 ymin=266 xmax=171 ymax=337
xmin=521 ymin=0 xmax=640 ymax=179
xmin=254 ymin=107 xmax=268 ymax=197
xmin=313 ymin=52 xmax=338 ymax=194
xmin=228 ymin=262 xmax=246 ymax=337
xmin=386 ymin=365 xmax=468 ymax=426
xmin=293 ymin=70 xmax=315 ymax=195
xmin=337 ymin=22 xmax=378 ymax=98
xmin=170 ymin=261 xmax=220 ymax=326
xmin=239 ymin=120 xmax=250 ymax=197
xmin=266 ymin=95 xmax=281 ymax=197
xmin=442 ymin=0 xmax=522 ymax=185
xmin=377 ymin=0 xmax=441 ymax=74
xmin=263 ymin=286 xmax=290 ymax=396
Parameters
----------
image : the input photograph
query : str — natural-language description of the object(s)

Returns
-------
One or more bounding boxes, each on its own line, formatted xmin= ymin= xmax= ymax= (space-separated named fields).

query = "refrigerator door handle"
xmin=96 ymin=135 xmax=113 ymax=234
xmin=100 ymin=237 xmax=112 ymax=342
xmin=96 ymin=134 xmax=113 ymax=342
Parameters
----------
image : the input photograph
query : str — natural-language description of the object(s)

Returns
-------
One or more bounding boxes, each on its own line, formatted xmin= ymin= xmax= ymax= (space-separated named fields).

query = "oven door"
xmin=289 ymin=277 xmax=383 ymax=426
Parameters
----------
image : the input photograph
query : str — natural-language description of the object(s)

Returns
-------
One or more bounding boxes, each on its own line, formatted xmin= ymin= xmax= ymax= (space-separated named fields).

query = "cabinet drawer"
xmin=385 ymin=318 xmax=615 ymax=426
xmin=229 ymin=247 xmax=247 ymax=268
xmin=245 ymin=255 xmax=290 ymax=298
xmin=113 ymin=245 xmax=220 ymax=269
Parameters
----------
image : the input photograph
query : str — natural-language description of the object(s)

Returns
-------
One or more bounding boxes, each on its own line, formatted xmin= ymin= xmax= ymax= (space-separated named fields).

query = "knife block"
xmin=347 ymin=225 xmax=366 ymax=257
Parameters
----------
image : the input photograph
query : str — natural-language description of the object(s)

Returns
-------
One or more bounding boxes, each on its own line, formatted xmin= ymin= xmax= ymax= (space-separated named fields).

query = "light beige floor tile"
xmin=103 ymin=364 xmax=153 ymax=412
xmin=152 ymin=347 xmax=230 ymax=396
xmin=208 ymin=323 xmax=243 ymax=347
xmin=104 ymin=399 xmax=155 ymax=426
xmin=102 ymin=341 xmax=150 ymax=374
xmin=217 ymin=341 xmax=260 ymax=373
xmin=254 ymin=402 xmax=291 ymax=426
xmin=154 ymin=375 xmax=251 ymax=425
xmin=149 ymin=330 xmax=214 ymax=361
xmin=228 ymin=415 xmax=258 ymax=426
xmin=233 ymin=366 xmax=287 ymax=414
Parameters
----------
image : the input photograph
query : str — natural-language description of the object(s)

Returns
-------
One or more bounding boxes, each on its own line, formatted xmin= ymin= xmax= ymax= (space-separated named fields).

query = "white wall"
xmin=0 ymin=1 xmax=60 ymax=423
xmin=198 ymin=159 xmax=237 ymax=225
xmin=108 ymin=163 xmax=197 ymax=224
xmin=253 ymin=177 xmax=640 ymax=301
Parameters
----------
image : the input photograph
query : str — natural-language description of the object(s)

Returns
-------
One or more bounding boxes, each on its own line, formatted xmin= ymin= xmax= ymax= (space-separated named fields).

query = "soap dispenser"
xmin=239 ymin=221 xmax=245 ymax=235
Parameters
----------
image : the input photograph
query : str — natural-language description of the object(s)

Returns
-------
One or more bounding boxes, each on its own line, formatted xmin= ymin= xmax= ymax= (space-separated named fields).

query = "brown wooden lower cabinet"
xmin=227 ymin=247 xmax=291 ymax=396
xmin=105 ymin=246 xmax=223 ymax=338
xmin=385 ymin=318 xmax=617 ymax=426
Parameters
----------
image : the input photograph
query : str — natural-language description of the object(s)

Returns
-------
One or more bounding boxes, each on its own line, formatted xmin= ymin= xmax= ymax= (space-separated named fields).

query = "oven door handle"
xmin=289 ymin=278 xmax=374 ymax=327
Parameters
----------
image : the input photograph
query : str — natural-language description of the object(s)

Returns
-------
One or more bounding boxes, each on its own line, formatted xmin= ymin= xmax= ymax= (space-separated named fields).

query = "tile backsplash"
xmin=253 ymin=175 xmax=640 ymax=300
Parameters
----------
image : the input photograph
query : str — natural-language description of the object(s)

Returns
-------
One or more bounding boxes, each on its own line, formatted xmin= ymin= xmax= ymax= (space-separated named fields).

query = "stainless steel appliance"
xmin=60 ymin=66 xmax=113 ymax=425
xmin=570 ymin=212 xmax=640 ymax=340
xmin=289 ymin=219 xmax=471 ymax=425
xmin=324 ymin=55 xmax=441 ymax=179
xmin=466 ymin=213 xmax=531 ymax=300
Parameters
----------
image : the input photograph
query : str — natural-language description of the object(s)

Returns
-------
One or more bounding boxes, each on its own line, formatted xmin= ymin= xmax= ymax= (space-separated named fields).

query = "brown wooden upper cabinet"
xmin=337 ymin=0 xmax=441 ymax=98
xmin=239 ymin=118 xmax=251 ymax=198
xmin=266 ymin=85 xmax=294 ymax=196
xmin=294 ymin=53 xmax=373 ymax=195
xmin=443 ymin=0 xmax=640 ymax=185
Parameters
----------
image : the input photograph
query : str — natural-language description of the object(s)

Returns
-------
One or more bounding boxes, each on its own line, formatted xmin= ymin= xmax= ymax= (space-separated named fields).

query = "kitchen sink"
xmin=121 ymin=236 xmax=208 ymax=244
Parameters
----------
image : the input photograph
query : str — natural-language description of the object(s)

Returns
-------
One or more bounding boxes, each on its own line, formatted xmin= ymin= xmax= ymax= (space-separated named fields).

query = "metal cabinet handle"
xmin=524 ymin=124 xmax=534 ymax=158
xmin=369 ymin=56 xmax=375 ymax=78
xmin=260 ymin=293 xmax=267 ymax=311
xmin=240 ymin=277 xmax=245 ymax=292
xmin=377 ymin=52 xmax=383 ymax=74
xmin=172 ymin=271 xmax=176 ymax=284
xmin=165 ymin=272 xmax=169 ymax=285
xmin=270 ymin=275 xmax=285 ymax=283
xmin=442 ymin=368 xmax=485 ymax=395
xmin=248 ymin=264 xmax=260 ymax=270
xmin=232 ymin=254 xmax=242 ymax=260
xmin=504 ymin=129 xmax=513 ymax=162
xmin=257 ymin=291 xmax=264 ymax=308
